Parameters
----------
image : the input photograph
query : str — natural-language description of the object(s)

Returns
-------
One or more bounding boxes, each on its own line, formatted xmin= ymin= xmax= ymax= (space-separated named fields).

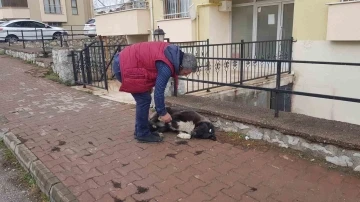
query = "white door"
xmin=254 ymin=2 xmax=294 ymax=59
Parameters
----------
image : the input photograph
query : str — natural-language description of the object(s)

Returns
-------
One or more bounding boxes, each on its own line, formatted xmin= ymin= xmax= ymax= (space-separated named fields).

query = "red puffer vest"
xmin=119 ymin=42 xmax=177 ymax=93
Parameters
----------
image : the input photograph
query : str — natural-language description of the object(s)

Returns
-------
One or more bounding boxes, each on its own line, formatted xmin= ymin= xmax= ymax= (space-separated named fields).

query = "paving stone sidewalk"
xmin=1 ymin=55 xmax=360 ymax=202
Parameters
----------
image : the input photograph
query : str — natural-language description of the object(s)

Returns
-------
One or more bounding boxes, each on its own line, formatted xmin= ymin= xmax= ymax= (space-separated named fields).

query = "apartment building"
xmin=91 ymin=0 xmax=360 ymax=125
xmin=0 ymin=0 xmax=30 ymax=20
xmin=0 ymin=0 xmax=94 ymax=26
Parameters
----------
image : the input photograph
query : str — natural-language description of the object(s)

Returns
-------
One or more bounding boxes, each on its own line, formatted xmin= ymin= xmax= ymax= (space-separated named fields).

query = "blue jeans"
xmin=113 ymin=52 xmax=122 ymax=82
xmin=132 ymin=92 xmax=152 ymax=137
xmin=113 ymin=52 xmax=151 ymax=137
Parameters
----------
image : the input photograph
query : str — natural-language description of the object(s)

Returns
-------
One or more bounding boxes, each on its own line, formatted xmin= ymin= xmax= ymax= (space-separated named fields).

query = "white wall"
xmin=95 ymin=10 xmax=150 ymax=36
xmin=292 ymin=41 xmax=360 ymax=125
xmin=327 ymin=1 xmax=360 ymax=41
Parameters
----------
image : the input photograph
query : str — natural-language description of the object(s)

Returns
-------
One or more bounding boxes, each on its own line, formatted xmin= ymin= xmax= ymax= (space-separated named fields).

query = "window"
xmin=6 ymin=22 xmax=23 ymax=28
xmin=71 ymin=0 xmax=78 ymax=15
xmin=27 ymin=21 xmax=46 ymax=28
xmin=43 ymin=0 xmax=62 ymax=14
xmin=86 ymin=19 xmax=95 ymax=24
xmin=163 ymin=0 xmax=190 ymax=19
xmin=47 ymin=22 xmax=62 ymax=27
xmin=0 ymin=0 xmax=28 ymax=7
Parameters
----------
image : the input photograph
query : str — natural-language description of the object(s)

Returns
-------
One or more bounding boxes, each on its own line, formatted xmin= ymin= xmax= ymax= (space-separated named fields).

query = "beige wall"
xmin=208 ymin=6 xmax=230 ymax=44
xmin=291 ymin=0 xmax=360 ymax=125
xmin=157 ymin=18 xmax=193 ymax=42
xmin=0 ymin=8 xmax=30 ymax=19
xmin=127 ymin=35 xmax=149 ymax=44
xmin=326 ymin=1 xmax=360 ymax=41
xmin=292 ymin=0 xmax=336 ymax=41
xmin=95 ymin=10 xmax=151 ymax=36
xmin=27 ymin=0 xmax=41 ymax=21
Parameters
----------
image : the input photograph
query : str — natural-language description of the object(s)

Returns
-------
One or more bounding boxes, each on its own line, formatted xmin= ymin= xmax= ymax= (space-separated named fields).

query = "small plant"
xmin=0 ymin=140 xmax=49 ymax=202
xmin=44 ymin=69 xmax=61 ymax=83
xmin=227 ymin=132 xmax=246 ymax=139
xmin=63 ymin=81 xmax=72 ymax=86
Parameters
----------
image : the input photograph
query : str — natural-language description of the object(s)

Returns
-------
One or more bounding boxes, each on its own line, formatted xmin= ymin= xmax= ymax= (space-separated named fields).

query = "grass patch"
xmin=44 ymin=69 xmax=73 ymax=86
xmin=0 ymin=140 xmax=50 ymax=202
xmin=44 ymin=69 xmax=61 ymax=83
xmin=227 ymin=132 xmax=247 ymax=139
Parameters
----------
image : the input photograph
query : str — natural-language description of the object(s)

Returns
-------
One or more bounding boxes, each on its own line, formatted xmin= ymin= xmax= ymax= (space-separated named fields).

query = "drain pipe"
xmin=149 ymin=0 xmax=155 ymax=41
xmin=196 ymin=3 xmax=220 ymax=41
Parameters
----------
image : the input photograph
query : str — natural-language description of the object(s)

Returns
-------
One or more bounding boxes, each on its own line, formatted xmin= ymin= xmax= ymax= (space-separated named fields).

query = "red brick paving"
xmin=1 ymin=55 xmax=360 ymax=202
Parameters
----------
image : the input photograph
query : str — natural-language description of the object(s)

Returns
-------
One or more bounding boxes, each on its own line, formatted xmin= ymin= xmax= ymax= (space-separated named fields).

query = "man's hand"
xmin=159 ymin=113 xmax=172 ymax=123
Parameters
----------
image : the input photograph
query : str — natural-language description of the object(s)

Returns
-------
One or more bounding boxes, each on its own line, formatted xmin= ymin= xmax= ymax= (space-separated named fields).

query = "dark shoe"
xmin=136 ymin=132 xmax=163 ymax=143
xmin=134 ymin=132 xmax=160 ymax=139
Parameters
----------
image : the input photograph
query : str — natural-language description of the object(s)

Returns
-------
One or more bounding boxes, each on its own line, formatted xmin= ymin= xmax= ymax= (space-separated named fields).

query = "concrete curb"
xmin=1 ymin=131 xmax=78 ymax=202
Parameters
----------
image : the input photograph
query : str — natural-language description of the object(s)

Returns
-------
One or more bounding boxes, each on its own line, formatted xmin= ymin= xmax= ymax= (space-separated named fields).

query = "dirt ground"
xmin=215 ymin=131 xmax=360 ymax=179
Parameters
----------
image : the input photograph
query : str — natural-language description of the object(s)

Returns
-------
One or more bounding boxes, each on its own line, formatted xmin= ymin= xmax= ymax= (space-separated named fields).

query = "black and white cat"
xmin=149 ymin=107 xmax=217 ymax=141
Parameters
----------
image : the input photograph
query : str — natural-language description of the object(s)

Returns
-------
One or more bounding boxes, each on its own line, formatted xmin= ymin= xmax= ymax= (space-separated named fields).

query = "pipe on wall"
xmin=150 ymin=0 xmax=155 ymax=41
xmin=195 ymin=3 xmax=220 ymax=41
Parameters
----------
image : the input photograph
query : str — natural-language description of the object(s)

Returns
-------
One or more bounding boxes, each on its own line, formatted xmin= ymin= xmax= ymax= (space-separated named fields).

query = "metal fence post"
xmin=84 ymin=43 xmax=92 ymax=84
xmin=206 ymin=38 xmax=210 ymax=92
xmin=7 ymin=31 xmax=10 ymax=46
xmin=240 ymin=39 xmax=244 ymax=84
xmin=40 ymin=30 xmax=45 ymax=55
xmin=99 ymin=36 xmax=109 ymax=91
xmin=80 ymin=52 xmax=87 ymax=88
xmin=21 ymin=30 xmax=25 ymax=49
xmin=288 ymin=37 xmax=293 ymax=74
xmin=274 ymin=61 xmax=282 ymax=118
xmin=60 ymin=33 xmax=63 ymax=47
xmin=71 ymin=26 xmax=74 ymax=41
xmin=71 ymin=51 xmax=78 ymax=84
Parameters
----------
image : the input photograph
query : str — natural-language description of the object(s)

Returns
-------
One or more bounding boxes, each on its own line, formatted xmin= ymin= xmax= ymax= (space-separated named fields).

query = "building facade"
xmin=83 ymin=0 xmax=360 ymax=125
xmin=0 ymin=0 xmax=94 ymax=26
xmin=291 ymin=0 xmax=360 ymax=125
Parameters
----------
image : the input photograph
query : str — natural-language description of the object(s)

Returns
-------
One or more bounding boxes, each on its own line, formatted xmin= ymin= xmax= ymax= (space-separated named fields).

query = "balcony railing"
xmin=163 ymin=0 xmax=190 ymax=19
xmin=44 ymin=4 xmax=63 ymax=14
xmin=94 ymin=1 xmax=148 ymax=15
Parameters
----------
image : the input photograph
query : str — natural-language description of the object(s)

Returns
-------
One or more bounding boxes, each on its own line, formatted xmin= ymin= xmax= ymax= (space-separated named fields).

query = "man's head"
xmin=179 ymin=53 xmax=197 ymax=76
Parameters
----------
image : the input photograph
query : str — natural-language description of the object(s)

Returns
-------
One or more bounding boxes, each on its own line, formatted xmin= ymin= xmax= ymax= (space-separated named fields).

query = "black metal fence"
xmin=70 ymin=38 xmax=294 ymax=93
xmin=0 ymin=26 xmax=95 ymax=54
xmin=70 ymin=37 xmax=360 ymax=118
xmin=71 ymin=37 xmax=129 ymax=90
xmin=71 ymin=39 xmax=107 ymax=90
xmin=181 ymin=58 xmax=360 ymax=117
xmin=178 ymin=39 xmax=293 ymax=93
xmin=70 ymin=39 xmax=211 ymax=90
